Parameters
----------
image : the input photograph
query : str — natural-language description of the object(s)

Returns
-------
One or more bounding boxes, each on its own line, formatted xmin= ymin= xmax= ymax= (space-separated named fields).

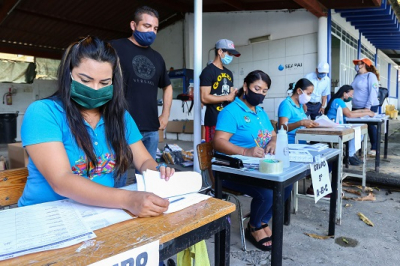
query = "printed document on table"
xmin=165 ymin=193 xmax=211 ymax=214
xmin=0 ymin=200 xmax=95 ymax=261
xmin=66 ymin=199 xmax=133 ymax=231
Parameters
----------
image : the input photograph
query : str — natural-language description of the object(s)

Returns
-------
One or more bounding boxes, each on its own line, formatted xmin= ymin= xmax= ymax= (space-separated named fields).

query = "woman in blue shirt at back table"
xmin=325 ymin=85 xmax=375 ymax=165
xmin=214 ymin=70 xmax=292 ymax=251
xmin=351 ymin=58 xmax=380 ymax=157
xmin=19 ymin=36 xmax=174 ymax=217
xmin=278 ymin=78 xmax=319 ymax=144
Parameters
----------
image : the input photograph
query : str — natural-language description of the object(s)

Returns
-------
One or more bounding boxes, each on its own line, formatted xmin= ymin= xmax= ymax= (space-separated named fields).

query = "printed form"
xmin=0 ymin=200 xmax=96 ymax=261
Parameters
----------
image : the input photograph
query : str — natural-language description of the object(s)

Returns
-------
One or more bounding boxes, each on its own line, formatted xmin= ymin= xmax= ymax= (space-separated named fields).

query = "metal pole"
xmin=193 ymin=0 xmax=203 ymax=173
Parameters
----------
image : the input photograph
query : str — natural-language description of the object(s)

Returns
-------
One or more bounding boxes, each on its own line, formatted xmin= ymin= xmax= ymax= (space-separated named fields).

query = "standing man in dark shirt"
xmin=111 ymin=6 xmax=172 ymax=160
xmin=200 ymin=39 xmax=240 ymax=142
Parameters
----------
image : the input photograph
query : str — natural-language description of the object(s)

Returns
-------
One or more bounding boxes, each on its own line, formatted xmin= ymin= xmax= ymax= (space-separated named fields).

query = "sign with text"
xmin=310 ymin=160 xmax=331 ymax=203
xmin=89 ymin=240 xmax=159 ymax=266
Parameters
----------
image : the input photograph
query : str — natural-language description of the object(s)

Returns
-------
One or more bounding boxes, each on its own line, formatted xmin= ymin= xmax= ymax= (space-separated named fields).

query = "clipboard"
xmin=213 ymin=153 xmax=244 ymax=169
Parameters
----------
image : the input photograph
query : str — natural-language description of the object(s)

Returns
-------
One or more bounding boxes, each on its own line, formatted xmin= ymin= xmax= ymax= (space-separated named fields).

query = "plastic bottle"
xmin=275 ymin=125 xmax=290 ymax=168
xmin=336 ymin=106 xmax=344 ymax=124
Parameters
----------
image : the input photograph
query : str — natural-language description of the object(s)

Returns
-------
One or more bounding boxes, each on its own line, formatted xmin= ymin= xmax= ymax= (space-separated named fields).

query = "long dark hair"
xmin=237 ymin=70 xmax=271 ymax=97
xmin=324 ymin=85 xmax=353 ymax=115
xmin=53 ymin=36 xmax=132 ymax=179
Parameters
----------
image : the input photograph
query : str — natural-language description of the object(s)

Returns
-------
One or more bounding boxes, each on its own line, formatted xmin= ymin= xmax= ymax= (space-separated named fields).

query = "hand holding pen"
xmin=243 ymin=134 xmax=265 ymax=158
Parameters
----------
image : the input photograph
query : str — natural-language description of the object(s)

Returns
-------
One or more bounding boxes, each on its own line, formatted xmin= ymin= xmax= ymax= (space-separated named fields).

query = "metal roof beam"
xmin=345 ymin=12 xmax=394 ymax=22
xmin=293 ymin=0 xmax=327 ymax=17
xmin=220 ymin=0 xmax=245 ymax=10
xmin=0 ymin=43 xmax=63 ymax=59
xmin=340 ymin=7 xmax=391 ymax=17
xmin=336 ymin=0 xmax=386 ymax=13
xmin=350 ymin=20 xmax=395 ymax=26
xmin=0 ymin=0 xmax=20 ymax=25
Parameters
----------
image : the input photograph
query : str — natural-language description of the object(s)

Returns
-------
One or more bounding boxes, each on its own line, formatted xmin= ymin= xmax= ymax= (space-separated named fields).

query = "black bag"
xmin=377 ymin=87 xmax=388 ymax=106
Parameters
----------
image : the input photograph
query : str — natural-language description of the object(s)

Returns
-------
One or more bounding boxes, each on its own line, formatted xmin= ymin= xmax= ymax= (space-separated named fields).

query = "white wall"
xmin=155 ymin=10 xmax=318 ymax=121
xmin=0 ymin=80 xmax=57 ymax=141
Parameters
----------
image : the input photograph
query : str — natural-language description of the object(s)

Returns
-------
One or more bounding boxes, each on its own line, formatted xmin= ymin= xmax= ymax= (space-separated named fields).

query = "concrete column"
xmin=318 ymin=16 xmax=328 ymax=64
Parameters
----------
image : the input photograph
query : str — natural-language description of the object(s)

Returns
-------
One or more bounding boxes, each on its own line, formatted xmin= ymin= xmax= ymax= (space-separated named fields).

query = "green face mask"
xmin=70 ymin=79 xmax=113 ymax=109
xmin=344 ymin=97 xmax=352 ymax=103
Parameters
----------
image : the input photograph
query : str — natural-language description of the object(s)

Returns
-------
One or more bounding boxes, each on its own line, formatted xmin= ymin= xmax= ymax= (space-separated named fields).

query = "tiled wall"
xmin=228 ymin=33 xmax=318 ymax=121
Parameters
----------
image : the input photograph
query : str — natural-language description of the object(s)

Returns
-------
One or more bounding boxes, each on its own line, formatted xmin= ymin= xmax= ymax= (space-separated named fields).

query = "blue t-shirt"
xmin=327 ymin=98 xmax=348 ymax=123
xmin=351 ymin=72 xmax=379 ymax=109
xmin=216 ymin=97 xmax=274 ymax=149
xmin=278 ymin=97 xmax=307 ymax=144
xmin=18 ymin=99 xmax=142 ymax=207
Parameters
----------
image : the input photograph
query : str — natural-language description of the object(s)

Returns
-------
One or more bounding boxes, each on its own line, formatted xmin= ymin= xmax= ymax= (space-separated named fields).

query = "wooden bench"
xmin=0 ymin=167 xmax=28 ymax=209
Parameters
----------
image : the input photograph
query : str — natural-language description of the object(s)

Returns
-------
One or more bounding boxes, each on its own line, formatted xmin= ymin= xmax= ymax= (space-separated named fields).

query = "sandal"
xmin=245 ymin=223 xmax=272 ymax=251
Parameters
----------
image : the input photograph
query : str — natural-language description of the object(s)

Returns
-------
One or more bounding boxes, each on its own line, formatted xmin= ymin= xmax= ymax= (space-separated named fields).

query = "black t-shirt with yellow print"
xmin=200 ymin=63 xmax=234 ymax=126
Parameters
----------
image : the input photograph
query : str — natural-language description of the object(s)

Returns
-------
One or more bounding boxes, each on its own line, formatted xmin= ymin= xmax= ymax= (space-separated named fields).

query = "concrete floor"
xmin=2 ymin=119 xmax=400 ymax=265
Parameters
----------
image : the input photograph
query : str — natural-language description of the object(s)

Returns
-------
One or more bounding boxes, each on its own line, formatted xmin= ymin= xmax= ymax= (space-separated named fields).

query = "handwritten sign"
xmin=89 ymin=240 xmax=159 ymax=266
xmin=310 ymin=159 xmax=331 ymax=203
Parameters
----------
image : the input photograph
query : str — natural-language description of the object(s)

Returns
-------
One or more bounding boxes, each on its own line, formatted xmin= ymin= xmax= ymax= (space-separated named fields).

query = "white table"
xmin=294 ymin=125 xmax=368 ymax=224
xmin=212 ymin=149 xmax=340 ymax=266
xmin=346 ymin=115 xmax=389 ymax=172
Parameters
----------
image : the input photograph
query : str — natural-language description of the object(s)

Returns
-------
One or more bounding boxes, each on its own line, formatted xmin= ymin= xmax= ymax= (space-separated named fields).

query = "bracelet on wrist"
xmin=156 ymin=163 xmax=167 ymax=171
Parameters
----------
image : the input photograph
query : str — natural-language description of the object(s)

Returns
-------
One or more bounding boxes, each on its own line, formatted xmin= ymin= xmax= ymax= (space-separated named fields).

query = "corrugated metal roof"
xmin=0 ymin=0 xmax=380 ymax=59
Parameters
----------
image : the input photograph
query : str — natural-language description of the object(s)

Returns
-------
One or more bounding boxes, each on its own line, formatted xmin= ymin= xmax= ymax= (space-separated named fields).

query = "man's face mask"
xmin=221 ymin=52 xmax=233 ymax=65
xmin=317 ymin=73 xmax=327 ymax=79
xmin=70 ymin=75 xmax=113 ymax=109
xmin=133 ymin=29 xmax=156 ymax=46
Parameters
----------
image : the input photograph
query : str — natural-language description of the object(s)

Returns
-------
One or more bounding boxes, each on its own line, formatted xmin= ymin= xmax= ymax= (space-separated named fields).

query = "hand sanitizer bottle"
xmin=336 ymin=106 xmax=344 ymax=124
xmin=275 ymin=125 xmax=290 ymax=168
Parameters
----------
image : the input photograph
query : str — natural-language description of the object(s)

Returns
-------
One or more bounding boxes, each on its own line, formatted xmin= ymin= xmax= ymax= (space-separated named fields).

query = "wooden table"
xmin=2 ymin=198 xmax=235 ymax=266
xmin=346 ymin=115 xmax=389 ymax=172
xmin=295 ymin=125 xmax=368 ymax=224
xmin=212 ymin=149 xmax=340 ymax=266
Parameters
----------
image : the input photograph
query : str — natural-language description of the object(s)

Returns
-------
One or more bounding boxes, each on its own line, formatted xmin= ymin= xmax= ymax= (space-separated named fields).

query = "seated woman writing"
xmin=325 ymin=85 xmax=375 ymax=165
xmin=213 ymin=70 xmax=291 ymax=251
xmin=278 ymin=78 xmax=319 ymax=144
xmin=18 ymin=36 xmax=174 ymax=217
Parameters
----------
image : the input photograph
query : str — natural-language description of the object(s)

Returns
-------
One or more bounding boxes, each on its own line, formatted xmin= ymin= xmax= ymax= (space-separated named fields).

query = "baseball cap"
xmin=353 ymin=58 xmax=373 ymax=67
xmin=215 ymin=39 xmax=241 ymax=57
xmin=317 ymin=62 xmax=330 ymax=73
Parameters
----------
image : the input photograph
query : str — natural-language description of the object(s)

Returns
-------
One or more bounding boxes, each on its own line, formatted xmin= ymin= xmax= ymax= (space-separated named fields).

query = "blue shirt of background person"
xmin=324 ymin=85 xmax=375 ymax=164
xmin=19 ymin=99 xmax=141 ymax=206
xmin=278 ymin=78 xmax=319 ymax=144
xmin=216 ymin=97 xmax=274 ymax=149
xmin=326 ymin=98 xmax=348 ymax=123
xmin=18 ymin=36 xmax=174 ymax=218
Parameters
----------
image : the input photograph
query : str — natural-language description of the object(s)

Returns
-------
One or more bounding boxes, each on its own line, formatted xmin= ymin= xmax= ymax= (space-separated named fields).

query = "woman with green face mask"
xmin=19 ymin=36 xmax=175 ymax=217
xmin=325 ymin=85 xmax=375 ymax=165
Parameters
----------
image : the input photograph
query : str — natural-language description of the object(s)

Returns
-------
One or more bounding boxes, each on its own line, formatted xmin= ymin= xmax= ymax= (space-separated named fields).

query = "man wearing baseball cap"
xmin=199 ymin=39 xmax=240 ymax=142
xmin=304 ymin=62 xmax=331 ymax=120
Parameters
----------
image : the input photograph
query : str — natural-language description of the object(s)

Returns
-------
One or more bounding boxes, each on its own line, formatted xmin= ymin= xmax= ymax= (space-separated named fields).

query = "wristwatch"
xmin=156 ymin=163 xmax=167 ymax=171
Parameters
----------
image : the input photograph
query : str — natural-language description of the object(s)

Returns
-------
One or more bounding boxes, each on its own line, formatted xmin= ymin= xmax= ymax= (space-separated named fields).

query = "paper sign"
xmin=310 ymin=160 xmax=332 ymax=203
xmin=353 ymin=125 xmax=361 ymax=152
xmin=89 ymin=240 xmax=159 ymax=266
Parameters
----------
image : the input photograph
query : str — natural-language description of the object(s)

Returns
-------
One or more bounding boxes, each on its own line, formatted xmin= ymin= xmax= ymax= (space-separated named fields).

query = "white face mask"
xmin=299 ymin=89 xmax=311 ymax=105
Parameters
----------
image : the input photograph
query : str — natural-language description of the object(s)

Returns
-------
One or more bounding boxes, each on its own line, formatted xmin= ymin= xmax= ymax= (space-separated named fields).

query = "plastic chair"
xmin=197 ymin=142 xmax=249 ymax=251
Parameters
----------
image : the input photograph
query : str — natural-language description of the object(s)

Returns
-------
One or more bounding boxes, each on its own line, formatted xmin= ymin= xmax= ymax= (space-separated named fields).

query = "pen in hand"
xmin=252 ymin=134 xmax=261 ymax=148
xmin=169 ymin=197 xmax=185 ymax=204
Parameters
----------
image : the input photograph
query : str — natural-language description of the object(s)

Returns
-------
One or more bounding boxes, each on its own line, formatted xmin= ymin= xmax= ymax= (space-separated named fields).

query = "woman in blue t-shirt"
xmin=278 ymin=78 xmax=319 ymax=144
xmin=19 ymin=36 xmax=174 ymax=217
xmin=325 ymin=85 xmax=374 ymax=165
xmin=214 ymin=70 xmax=291 ymax=251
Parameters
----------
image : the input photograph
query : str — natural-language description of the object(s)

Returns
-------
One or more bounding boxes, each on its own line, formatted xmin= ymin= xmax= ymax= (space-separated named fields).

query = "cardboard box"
xmin=159 ymin=129 xmax=164 ymax=142
xmin=166 ymin=121 xmax=185 ymax=133
xmin=183 ymin=120 xmax=194 ymax=133
xmin=8 ymin=143 xmax=29 ymax=169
